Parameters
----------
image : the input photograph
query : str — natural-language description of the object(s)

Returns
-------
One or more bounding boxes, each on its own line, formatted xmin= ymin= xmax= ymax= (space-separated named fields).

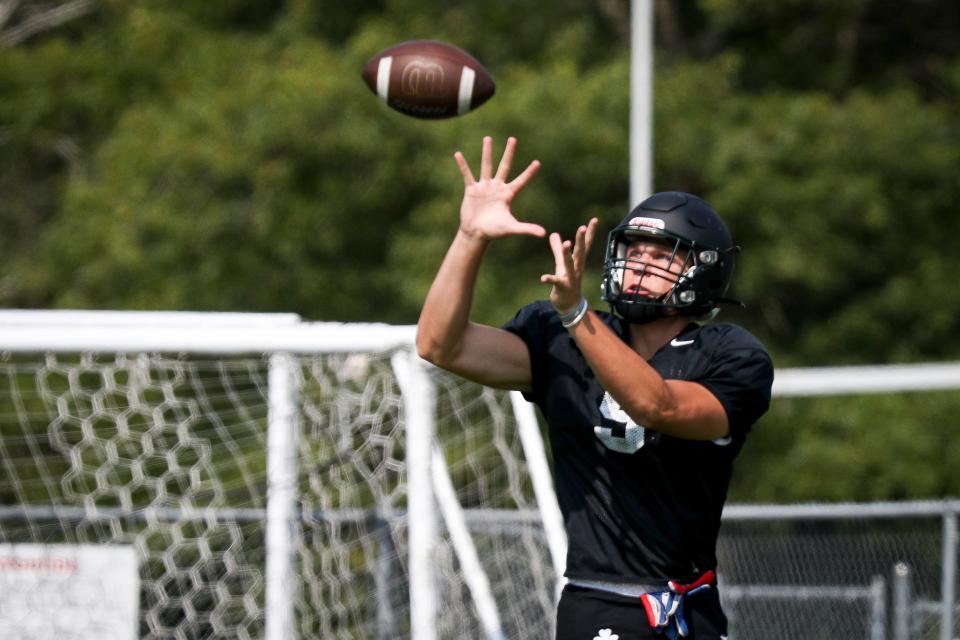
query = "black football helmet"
xmin=601 ymin=191 xmax=740 ymax=324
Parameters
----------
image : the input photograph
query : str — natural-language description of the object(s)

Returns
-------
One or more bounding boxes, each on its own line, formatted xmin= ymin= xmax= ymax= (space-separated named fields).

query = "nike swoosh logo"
xmin=670 ymin=338 xmax=695 ymax=347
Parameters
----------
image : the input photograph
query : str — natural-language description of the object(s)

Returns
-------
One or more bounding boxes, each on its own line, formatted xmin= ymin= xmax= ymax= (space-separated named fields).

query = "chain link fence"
xmin=720 ymin=502 xmax=959 ymax=640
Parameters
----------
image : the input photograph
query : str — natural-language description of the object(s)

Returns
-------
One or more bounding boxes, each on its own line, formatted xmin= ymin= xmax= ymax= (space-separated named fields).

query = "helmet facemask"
xmin=601 ymin=226 xmax=725 ymax=324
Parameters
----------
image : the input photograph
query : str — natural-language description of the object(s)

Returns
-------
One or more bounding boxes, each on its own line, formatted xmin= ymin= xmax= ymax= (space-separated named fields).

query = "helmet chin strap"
xmin=613 ymin=300 xmax=718 ymax=325
xmin=613 ymin=301 xmax=669 ymax=325
xmin=611 ymin=273 xmax=681 ymax=325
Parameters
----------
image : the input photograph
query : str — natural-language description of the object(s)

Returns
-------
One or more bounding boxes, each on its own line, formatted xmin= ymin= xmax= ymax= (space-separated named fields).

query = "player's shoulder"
xmin=694 ymin=321 xmax=770 ymax=355
xmin=514 ymin=299 xmax=614 ymax=324
xmin=524 ymin=299 xmax=559 ymax=316
xmin=503 ymin=300 xmax=561 ymax=339
xmin=510 ymin=299 xmax=559 ymax=326
xmin=505 ymin=300 xmax=624 ymax=343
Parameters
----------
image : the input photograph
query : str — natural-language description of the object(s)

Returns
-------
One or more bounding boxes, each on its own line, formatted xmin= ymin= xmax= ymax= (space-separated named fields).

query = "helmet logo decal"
xmin=628 ymin=216 xmax=665 ymax=229
xmin=594 ymin=392 xmax=646 ymax=454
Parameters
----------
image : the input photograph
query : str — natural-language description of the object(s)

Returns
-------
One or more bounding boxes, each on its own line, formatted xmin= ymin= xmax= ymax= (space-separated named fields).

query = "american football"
xmin=361 ymin=40 xmax=495 ymax=119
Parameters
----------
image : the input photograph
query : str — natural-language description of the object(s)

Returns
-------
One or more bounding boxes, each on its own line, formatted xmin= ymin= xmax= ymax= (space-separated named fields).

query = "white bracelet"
xmin=559 ymin=297 xmax=589 ymax=328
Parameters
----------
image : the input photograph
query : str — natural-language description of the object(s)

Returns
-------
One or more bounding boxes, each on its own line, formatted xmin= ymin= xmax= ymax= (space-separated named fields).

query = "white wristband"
xmin=558 ymin=297 xmax=589 ymax=328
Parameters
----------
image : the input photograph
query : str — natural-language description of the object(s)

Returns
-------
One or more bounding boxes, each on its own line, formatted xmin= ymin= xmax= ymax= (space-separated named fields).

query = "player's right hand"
xmin=541 ymin=218 xmax=599 ymax=314
xmin=454 ymin=136 xmax=545 ymax=241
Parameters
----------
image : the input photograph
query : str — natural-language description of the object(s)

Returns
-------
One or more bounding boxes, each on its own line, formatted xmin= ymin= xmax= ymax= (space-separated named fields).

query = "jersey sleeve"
xmin=696 ymin=327 xmax=774 ymax=441
xmin=501 ymin=301 xmax=554 ymax=405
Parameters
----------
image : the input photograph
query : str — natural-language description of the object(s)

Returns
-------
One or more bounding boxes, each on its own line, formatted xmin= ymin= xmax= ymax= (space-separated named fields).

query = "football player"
xmin=417 ymin=136 xmax=773 ymax=639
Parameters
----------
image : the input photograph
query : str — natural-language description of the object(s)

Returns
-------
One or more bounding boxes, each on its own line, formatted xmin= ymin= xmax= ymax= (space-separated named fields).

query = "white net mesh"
xmin=428 ymin=372 xmax=556 ymax=639
xmin=294 ymin=354 xmax=558 ymax=638
xmin=0 ymin=350 xmax=559 ymax=639
xmin=1 ymin=353 xmax=269 ymax=639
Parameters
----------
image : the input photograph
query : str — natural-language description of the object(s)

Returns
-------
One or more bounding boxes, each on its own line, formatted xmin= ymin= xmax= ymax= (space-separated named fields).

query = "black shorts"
xmin=555 ymin=584 xmax=728 ymax=640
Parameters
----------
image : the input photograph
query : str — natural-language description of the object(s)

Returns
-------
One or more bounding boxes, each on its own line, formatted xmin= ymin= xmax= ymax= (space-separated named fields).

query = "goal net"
xmin=0 ymin=311 xmax=563 ymax=640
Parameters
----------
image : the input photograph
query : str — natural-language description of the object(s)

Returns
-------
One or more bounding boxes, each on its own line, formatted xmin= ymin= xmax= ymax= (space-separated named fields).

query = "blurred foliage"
xmin=2 ymin=0 xmax=960 ymax=503
xmin=732 ymin=390 xmax=960 ymax=502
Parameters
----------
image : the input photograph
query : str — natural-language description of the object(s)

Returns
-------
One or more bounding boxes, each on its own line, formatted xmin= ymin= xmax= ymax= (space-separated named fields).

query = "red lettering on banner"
xmin=0 ymin=556 xmax=79 ymax=573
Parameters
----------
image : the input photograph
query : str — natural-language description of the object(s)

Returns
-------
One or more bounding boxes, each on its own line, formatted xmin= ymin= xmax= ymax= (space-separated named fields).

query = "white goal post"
xmin=3 ymin=309 xmax=960 ymax=639
xmin=0 ymin=310 xmax=568 ymax=640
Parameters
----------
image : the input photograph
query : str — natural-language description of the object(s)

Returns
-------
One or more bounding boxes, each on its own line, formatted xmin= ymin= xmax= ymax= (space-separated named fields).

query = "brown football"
xmin=362 ymin=40 xmax=495 ymax=119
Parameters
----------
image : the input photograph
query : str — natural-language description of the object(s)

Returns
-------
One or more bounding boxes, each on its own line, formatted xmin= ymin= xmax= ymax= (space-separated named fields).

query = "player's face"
xmin=621 ymin=239 xmax=688 ymax=299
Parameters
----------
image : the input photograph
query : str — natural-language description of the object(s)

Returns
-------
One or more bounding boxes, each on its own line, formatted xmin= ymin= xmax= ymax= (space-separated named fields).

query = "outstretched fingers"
xmin=550 ymin=233 xmax=576 ymax=276
xmin=572 ymin=218 xmax=599 ymax=269
xmin=540 ymin=233 xmax=571 ymax=285
xmin=571 ymin=225 xmax=587 ymax=270
xmin=462 ymin=136 xmax=539 ymax=190
xmin=561 ymin=238 xmax=576 ymax=277
xmin=540 ymin=235 xmax=562 ymax=283
xmin=511 ymin=221 xmax=547 ymax=238
xmin=508 ymin=159 xmax=541 ymax=193
xmin=495 ymin=136 xmax=517 ymax=181
xmin=480 ymin=136 xmax=493 ymax=180
xmin=584 ymin=217 xmax=598 ymax=253
xmin=454 ymin=151 xmax=475 ymax=186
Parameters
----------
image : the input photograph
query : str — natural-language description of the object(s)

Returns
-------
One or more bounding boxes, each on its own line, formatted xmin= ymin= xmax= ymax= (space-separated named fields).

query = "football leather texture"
xmin=362 ymin=40 xmax=495 ymax=119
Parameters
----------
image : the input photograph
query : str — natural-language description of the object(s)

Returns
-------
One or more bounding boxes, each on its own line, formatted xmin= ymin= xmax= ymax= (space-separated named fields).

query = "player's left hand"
xmin=540 ymin=218 xmax=599 ymax=314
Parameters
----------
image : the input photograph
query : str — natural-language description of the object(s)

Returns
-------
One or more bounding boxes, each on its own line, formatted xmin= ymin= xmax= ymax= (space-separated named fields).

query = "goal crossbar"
xmin=3 ymin=311 xmax=960 ymax=396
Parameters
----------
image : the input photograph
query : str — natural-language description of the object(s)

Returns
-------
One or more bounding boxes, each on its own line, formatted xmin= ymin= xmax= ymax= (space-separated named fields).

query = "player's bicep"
xmin=436 ymin=323 xmax=533 ymax=392
xmin=658 ymin=380 xmax=729 ymax=440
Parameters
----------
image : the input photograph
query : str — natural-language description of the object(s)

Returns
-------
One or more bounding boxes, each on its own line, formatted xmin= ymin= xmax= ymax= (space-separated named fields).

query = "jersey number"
xmin=594 ymin=392 xmax=646 ymax=453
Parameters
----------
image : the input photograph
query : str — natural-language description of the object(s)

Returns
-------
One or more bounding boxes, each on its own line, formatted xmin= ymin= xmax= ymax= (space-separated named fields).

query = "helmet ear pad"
xmin=601 ymin=192 xmax=738 ymax=322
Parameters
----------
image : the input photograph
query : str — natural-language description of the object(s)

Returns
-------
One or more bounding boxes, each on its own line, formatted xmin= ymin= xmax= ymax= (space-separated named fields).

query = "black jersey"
xmin=503 ymin=300 xmax=773 ymax=584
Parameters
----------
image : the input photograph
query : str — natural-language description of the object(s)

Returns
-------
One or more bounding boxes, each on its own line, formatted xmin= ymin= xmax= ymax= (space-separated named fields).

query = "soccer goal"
xmin=0 ymin=310 xmax=565 ymax=640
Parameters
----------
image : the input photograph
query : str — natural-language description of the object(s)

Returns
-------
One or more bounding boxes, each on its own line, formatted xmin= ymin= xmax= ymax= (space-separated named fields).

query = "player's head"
xmin=601 ymin=191 xmax=740 ymax=324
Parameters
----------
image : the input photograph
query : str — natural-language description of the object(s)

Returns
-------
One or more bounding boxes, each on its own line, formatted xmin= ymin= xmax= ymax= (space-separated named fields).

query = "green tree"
xmin=3 ymin=0 xmax=960 ymax=503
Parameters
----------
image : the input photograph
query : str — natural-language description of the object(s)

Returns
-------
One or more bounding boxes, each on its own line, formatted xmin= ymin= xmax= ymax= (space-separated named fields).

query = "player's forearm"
xmin=416 ymin=230 xmax=489 ymax=365
xmin=568 ymin=311 xmax=677 ymax=425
